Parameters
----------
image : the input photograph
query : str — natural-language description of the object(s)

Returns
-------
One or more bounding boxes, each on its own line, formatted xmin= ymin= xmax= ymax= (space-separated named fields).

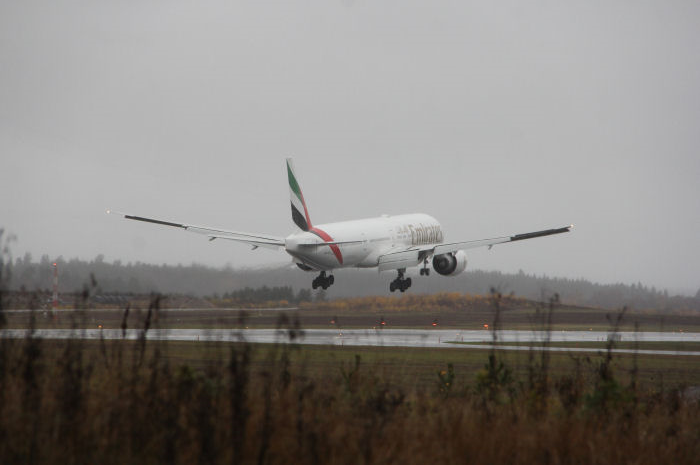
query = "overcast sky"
xmin=1 ymin=1 xmax=699 ymax=294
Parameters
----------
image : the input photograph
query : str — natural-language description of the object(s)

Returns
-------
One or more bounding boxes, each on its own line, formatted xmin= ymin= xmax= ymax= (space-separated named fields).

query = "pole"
xmin=52 ymin=262 xmax=58 ymax=310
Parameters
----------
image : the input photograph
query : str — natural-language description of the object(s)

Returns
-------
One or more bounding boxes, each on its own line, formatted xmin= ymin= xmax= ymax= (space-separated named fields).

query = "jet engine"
xmin=432 ymin=250 xmax=468 ymax=276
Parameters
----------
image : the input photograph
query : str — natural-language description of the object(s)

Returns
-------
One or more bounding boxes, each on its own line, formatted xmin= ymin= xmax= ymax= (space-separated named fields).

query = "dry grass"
xmin=1 ymin=291 xmax=700 ymax=464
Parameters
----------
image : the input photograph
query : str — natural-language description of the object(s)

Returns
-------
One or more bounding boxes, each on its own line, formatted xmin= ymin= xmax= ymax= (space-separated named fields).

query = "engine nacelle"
xmin=432 ymin=250 xmax=468 ymax=276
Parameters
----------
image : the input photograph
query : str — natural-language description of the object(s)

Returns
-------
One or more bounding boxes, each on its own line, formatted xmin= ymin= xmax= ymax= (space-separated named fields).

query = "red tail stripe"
xmin=299 ymin=191 xmax=312 ymax=229
xmin=310 ymin=227 xmax=343 ymax=265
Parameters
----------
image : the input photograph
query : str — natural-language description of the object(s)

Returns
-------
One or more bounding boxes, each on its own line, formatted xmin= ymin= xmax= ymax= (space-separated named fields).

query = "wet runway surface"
xmin=2 ymin=328 xmax=700 ymax=356
xmin=3 ymin=307 xmax=298 ymax=313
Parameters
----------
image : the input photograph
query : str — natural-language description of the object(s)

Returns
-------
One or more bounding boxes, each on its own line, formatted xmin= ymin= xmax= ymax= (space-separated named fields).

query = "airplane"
xmin=109 ymin=158 xmax=572 ymax=292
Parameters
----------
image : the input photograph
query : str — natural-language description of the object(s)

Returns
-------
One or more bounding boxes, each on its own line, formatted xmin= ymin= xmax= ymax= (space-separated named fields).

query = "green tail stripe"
xmin=287 ymin=163 xmax=303 ymax=202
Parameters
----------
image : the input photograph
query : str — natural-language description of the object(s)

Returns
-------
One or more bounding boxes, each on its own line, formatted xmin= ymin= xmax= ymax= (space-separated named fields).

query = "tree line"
xmin=4 ymin=253 xmax=699 ymax=310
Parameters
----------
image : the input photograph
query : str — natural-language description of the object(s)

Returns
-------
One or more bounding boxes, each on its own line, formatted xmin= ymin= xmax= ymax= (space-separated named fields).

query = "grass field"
xmin=452 ymin=340 xmax=700 ymax=351
xmin=2 ymin=332 xmax=700 ymax=464
xmin=2 ymin=292 xmax=700 ymax=463
xmin=82 ymin=338 xmax=700 ymax=391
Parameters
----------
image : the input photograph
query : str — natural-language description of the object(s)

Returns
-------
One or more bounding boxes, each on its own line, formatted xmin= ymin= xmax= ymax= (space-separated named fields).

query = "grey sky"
xmin=1 ymin=1 xmax=699 ymax=294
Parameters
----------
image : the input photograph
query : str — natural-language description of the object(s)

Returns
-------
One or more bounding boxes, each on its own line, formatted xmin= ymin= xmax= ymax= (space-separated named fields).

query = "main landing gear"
xmin=312 ymin=271 xmax=335 ymax=290
xmin=389 ymin=269 xmax=412 ymax=293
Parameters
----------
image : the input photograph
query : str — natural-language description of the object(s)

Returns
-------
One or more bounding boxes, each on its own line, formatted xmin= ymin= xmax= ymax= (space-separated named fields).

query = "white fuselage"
xmin=284 ymin=213 xmax=443 ymax=271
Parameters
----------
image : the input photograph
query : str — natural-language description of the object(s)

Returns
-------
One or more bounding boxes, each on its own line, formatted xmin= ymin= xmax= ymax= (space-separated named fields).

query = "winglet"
xmin=287 ymin=158 xmax=312 ymax=231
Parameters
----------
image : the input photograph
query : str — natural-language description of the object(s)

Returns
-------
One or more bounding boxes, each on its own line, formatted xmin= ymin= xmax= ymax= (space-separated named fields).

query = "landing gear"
xmin=419 ymin=259 xmax=431 ymax=276
xmin=312 ymin=271 xmax=335 ymax=290
xmin=389 ymin=269 xmax=412 ymax=293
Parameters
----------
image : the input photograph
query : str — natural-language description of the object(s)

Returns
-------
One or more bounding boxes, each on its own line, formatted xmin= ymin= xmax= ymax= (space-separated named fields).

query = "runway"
xmin=2 ymin=307 xmax=299 ymax=313
xmin=2 ymin=328 xmax=700 ymax=356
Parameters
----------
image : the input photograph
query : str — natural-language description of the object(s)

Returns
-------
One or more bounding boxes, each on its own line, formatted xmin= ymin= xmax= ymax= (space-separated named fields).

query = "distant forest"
xmin=4 ymin=253 xmax=700 ymax=311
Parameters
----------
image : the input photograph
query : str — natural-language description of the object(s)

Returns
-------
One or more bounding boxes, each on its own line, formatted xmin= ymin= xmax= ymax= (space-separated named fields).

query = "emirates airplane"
xmin=110 ymin=159 xmax=571 ymax=292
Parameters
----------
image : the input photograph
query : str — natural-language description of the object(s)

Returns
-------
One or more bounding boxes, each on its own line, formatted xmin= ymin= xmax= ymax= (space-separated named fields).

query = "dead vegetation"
xmin=1 ymin=287 xmax=699 ymax=464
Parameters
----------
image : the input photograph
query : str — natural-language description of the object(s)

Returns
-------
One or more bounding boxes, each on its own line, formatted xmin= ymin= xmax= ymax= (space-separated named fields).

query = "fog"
xmin=1 ymin=1 xmax=699 ymax=294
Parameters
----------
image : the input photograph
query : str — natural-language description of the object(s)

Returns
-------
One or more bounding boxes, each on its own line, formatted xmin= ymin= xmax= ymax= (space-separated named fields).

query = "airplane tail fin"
xmin=286 ymin=158 xmax=312 ymax=231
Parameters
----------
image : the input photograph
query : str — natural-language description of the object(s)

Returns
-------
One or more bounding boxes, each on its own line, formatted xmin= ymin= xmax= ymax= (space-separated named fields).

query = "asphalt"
xmin=2 ymin=328 xmax=700 ymax=356
xmin=2 ymin=307 xmax=298 ymax=313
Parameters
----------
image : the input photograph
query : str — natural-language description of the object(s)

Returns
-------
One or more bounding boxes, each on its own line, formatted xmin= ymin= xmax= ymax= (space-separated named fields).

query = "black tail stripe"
xmin=291 ymin=204 xmax=309 ymax=231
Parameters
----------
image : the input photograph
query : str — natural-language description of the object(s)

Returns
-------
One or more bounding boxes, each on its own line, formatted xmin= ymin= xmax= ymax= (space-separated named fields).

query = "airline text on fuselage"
xmin=396 ymin=223 xmax=444 ymax=246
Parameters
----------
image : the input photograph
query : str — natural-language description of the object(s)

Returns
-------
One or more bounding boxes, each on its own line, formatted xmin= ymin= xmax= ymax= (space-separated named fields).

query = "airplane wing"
xmin=377 ymin=225 xmax=572 ymax=271
xmin=429 ymin=225 xmax=573 ymax=256
xmin=297 ymin=240 xmax=364 ymax=247
xmin=107 ymin=210 xmax=285 ymax=250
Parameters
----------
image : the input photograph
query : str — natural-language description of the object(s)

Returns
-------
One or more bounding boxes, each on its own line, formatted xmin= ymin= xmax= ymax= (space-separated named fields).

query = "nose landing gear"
xmin=312 ymin=271 xmax=335 ymax=290
xmin=389 ymin=269 xmax=412 ymax=293
xmin=419 ymin=259 xmax=431 ymax=276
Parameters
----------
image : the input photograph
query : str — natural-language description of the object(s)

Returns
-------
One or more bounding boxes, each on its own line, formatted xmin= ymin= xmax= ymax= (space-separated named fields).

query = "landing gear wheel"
xmin=389 ymin=269 xmax=412 ymax=293
xmin=311 ymin=271 xmax=335 ymax=290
